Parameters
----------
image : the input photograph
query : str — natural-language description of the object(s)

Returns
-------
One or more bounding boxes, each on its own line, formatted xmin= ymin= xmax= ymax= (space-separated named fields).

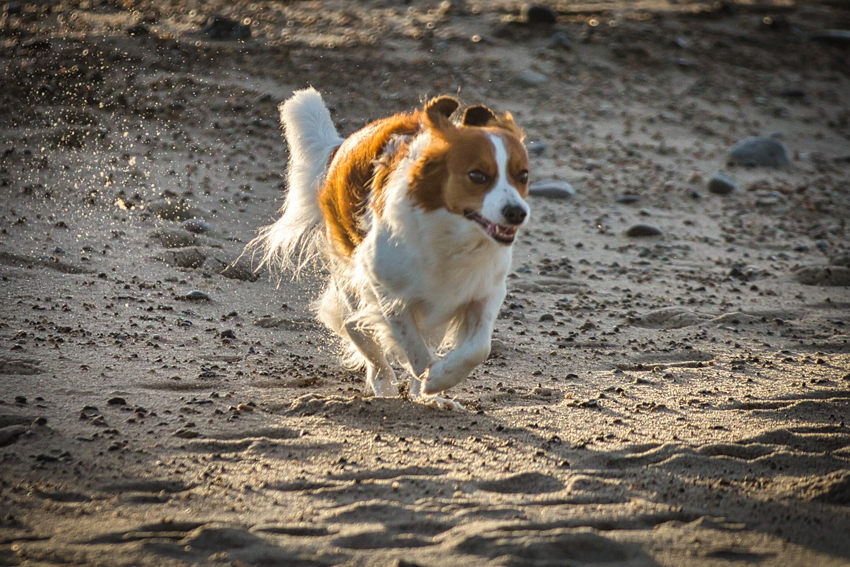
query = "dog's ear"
xmin=424 ymin=96 xmax=459 ymax=128
xmin=462 ymin=105 xmax=497 ymax=127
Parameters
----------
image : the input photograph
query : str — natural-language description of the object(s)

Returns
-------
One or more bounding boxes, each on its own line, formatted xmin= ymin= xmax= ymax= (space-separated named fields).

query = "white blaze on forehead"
xmin=481 ymin=133 xmax=529 ymax=225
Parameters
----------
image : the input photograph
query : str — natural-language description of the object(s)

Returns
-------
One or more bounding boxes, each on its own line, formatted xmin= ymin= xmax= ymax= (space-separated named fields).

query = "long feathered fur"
xmin=248 ymin=88 xmax=344 ymax=278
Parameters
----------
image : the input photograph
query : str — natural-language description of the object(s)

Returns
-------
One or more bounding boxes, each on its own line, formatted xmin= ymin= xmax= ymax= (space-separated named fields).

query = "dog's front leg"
xmin=384 ymin=306 xmax=438 ymax=380
xmin=421 ymin=297 xmax=500 ymax=395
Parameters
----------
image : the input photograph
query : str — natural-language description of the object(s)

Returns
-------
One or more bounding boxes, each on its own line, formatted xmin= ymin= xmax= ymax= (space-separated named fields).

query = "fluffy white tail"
xmin=249 ymin=88 xmax=343 ymax=278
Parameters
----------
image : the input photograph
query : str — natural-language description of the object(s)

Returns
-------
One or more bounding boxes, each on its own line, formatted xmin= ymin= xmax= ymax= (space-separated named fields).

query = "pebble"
xmin=181 ymin=218 xmax=212 ymax=234
xmin=220 ymin=329 xmax=237 ymax=339
xmin=514 ymin=70 xmax=549 ymax=87
xmin=754 ymin=190 xmax=784 ymax=207
xmin=624 ymin=223 xmax=663 ymax=238
xmin=539 ymin=313 xmax=555 ymax=322
xmin=829 ymin=253 xmax=850 ymax=267
xmin=173 ymin=427 xmax=200 ymax=439
xmin=528 ymin=179 xmax=575 ymax=199
xmin=107 ymin=397 xmax=127 ymax=406
xmin=167 ymin=247 xmax=207 ymax=268
xmin=546 ymin=31 xmax=572 ymax=50
xmin=616 ymin=194 xmax=641 ymax=204
xmin=146 ymin=199 xmax=200 ymax=222
xmin=794 ymin=266 xmax=850 ymax=287
xmin=201 ymin=14 xmax=252 ymax=40
xmin=0 ymin=425 xmax=28 ymax=447
xmin=14 ymin=396 xmax=26 ymax=404
xmin=150 ymin=228 xmax=197 ymax=248
xmin=183 ymin=290 xmax=212 ymax=301
xmin=127 ymin=23 xmax=150 ymax=36
xmin=522 ymin=3 xmax=558 ymax=24
xmin=728 ymin=137 xmax=790 ymax=168
xmin=707 ymin=171 xmax=737 ymax=195
xmin=526 ymin=141 xmax=548 ymax=157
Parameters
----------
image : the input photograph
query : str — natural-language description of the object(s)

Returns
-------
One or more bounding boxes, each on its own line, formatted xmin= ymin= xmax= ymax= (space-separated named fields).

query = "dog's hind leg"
xmin=343 ymin=323 xmax=398 ymax=397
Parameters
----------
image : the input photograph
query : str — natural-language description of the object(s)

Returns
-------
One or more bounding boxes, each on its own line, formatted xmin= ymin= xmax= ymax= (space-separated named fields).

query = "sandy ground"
xmin=1 ymin=1 xmax=850 ymax=565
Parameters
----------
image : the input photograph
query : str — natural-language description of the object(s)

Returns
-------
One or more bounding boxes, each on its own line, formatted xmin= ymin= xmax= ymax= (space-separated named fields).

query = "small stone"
xmin=794 ymin=266 xmax=850 ymax=287
xmin=127 ymin=23 xmax=150 ymax=36
xmin=150 ymin=228 xmax=197 ymax=248
xmin=539 ymin=313 xmax=555 ymax=322
xmin=546 ymin=31 xmax=572 ymax=50
xmin=201 ymin=14 xmax=251 ymax=40
xmin=624 ymin=223 xmax=663 ymax=238
xmin=779 ymin=88 xmax=806 ymax=98
xmin=220 ymin=329 xmax=237 ymax=340
xmin=107 ymin=397 xmax=127 ymax=406
xmin=514 ymin=70 xmax=549 ymax=87
xmin=526 ymin=141 xmax=548 ymax=157
xmin=183 ymin=290 xmax=212 ymax=301
xmin=728 ymin=137 xmax=790 ymax=168
xmin=14 ymin=396 xmax=26 ymax=404
xmin=829 ymin=253 xmax=850 ymax=267
xmin=754 ymin=190 xmax=784 ymax=207
xmin=522 ymin=4 xmax=557 ymax=24
xmin=32 ymin=417 xmax=47 ymax=426
xmin=0 ymin=425 xmax=28 ymax=447
xmin=528 ymin=179 xmax=575 ymax=199
xmin=181 ymin=219 xmax=212 ymax=234
xmin=707 ymin=172 xmax=738 ymax=195
xmin=236 ymin=403 xmax=254 ymax=412
xmin=616 ymin=194 xmax=641 ymax=204
xmin=53 ymin=246 xmax=66 ymax=255
xmin=173 ymin=428 xmax=200 ymax=439
xmin=146 ymin=199 xmax=199 ymax=222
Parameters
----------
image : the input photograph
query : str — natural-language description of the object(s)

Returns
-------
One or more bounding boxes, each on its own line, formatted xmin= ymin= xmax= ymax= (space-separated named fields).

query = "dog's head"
xmin=409 ymin=96 xmax=530 ymax=245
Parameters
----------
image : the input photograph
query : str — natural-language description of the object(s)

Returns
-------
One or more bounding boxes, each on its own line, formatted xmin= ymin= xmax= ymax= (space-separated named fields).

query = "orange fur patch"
xmin=319 ymin=112 xmax=420 ymax=256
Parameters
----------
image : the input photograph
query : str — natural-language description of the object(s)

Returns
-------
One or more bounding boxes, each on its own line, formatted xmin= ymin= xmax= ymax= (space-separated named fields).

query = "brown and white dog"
xmin=253 ymin=88 xmax=530 ymax=407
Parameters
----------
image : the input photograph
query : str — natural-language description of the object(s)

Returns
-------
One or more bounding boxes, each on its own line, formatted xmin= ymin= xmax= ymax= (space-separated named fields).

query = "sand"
xmin=1 ymin=1 xmax=849 ymax=565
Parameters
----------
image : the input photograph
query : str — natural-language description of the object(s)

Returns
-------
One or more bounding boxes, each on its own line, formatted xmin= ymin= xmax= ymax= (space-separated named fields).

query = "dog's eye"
xmin=517 ymin=170 xmax=529 ymax=184
xmin=468 ymin=170 xmax=490 ymax=184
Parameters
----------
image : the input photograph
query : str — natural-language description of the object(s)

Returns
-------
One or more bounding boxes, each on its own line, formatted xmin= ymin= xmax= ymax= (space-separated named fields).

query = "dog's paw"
xmin=367 ymin=380 xmax=399 ymax=398
xmin=418 ymin=394 xmax=465 ymax=411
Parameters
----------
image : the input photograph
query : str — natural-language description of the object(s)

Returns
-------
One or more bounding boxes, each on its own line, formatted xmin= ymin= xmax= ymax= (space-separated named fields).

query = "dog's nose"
xmin=502 ymin=203 xmax=527 ymax=226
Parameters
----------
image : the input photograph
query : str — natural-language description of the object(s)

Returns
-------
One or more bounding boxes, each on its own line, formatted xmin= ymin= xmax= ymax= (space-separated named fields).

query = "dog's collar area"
xmin=463 ymin=209 xmax=518 ymax=245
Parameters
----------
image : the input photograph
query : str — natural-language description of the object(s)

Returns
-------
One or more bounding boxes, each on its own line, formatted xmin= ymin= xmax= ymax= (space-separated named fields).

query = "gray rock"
xmin=183 ymin=290 xmax=212 ymax=301
xmin=522 ymin=4 xmax=558 ymax=24
xmin=146 ymin=199 xmax=201 ymax=222
xmin=546 ymin=31 xmax=572 ymax=50
xmin=161 ymin=247 xmax=207 ymax=268
xmin=528 ymin=179 xmax=575 ymax=199
xmin=624 ymin=223 xmax=663 ymax=238
xmin=794 ymin=266 xmax=850 ymax=286
xmin=150 ymin=228 xmax=198 ymax=248
xmin=728 ymin=137 xmax=790 ymax=168
xmin=707 ymin=171 xmax=738 ymax=195
xmin=0 ymin=425 xmax=28 ymax=447
xmin=181 ymin=219 xmax=212 ymax=234
xmin=514 ymin=70 xmax=549 ymax=87
xmin=526 ymin=141 xmax=548 ymax=156
xmin=829 ymin=253 xmax=850 ymax=267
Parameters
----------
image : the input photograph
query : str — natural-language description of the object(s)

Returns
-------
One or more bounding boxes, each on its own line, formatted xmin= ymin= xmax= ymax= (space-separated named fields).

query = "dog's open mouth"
xmin=463 ymin=210 xmax=518 ymax=244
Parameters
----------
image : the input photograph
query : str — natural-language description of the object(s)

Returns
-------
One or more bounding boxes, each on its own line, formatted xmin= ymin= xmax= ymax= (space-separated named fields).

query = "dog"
xmin=251 ymin=88 xmax=530 ymax=408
